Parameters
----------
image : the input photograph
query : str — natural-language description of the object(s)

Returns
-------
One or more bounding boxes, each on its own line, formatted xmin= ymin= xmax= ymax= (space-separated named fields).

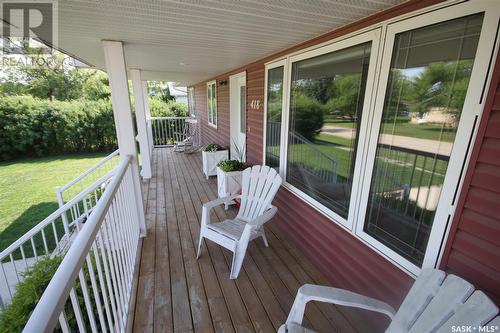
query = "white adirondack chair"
xmin=279 ymin=269 xmax=499 ymax=333
xmin=197 ymin=165 xmax=282 ymax=279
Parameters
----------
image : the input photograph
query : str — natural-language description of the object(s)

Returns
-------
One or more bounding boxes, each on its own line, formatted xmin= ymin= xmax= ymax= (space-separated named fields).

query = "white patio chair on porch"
xmin=279 ymin=269 xmax=499 ymax=333
xmin=173 ymin=121 xmax=193 ymax=153
xmin=197 ymin=165 xmax=282 ymax=279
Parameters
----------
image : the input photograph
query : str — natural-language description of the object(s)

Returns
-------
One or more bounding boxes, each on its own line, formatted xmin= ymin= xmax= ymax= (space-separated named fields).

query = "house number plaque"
xmin=250 ymin=99 xmax=260 ymax=110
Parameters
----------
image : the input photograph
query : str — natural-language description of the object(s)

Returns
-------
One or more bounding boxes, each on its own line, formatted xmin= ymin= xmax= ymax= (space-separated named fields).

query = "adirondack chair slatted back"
xmin=435 ymin=291 xmax=499 ymax=333
xmin=387 ymin=269 xmax=499 ymax=333
xmin=237 ymin=165 xmax=282 ymax=222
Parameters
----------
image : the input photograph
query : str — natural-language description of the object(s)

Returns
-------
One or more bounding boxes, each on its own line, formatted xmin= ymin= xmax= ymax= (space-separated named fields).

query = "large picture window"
xmin=363 ymin=13 xmax=484 ymax=266
xmin=207 ymin=81 xmax=217 ymax=127
xmin=287 ymin=42 xmax=371 ymax=219
xmin=262 ymin=2 xmax=497 ymax=274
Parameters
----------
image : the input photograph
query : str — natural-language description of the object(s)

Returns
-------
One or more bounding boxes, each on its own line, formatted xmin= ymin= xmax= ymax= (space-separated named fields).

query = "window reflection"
xmin=364 ymin=14 xmax=483 ymax=266
xmin=287 ymin=43 xmax=371 ymax=219
xmin=265 ymin=66 xmax=284 ymax=168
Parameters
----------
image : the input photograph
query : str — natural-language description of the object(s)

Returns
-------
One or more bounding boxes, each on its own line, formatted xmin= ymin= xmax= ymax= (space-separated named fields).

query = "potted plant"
xmin=216 ymin=159 xmax=249 ymax=208
xmin=202 ymin=143 xmax=228 ymax=179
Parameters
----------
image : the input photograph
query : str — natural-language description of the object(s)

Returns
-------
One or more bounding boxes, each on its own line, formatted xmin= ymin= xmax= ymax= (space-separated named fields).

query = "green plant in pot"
xmin=216 ymin=159 xmax=248 ymax=172
xmin=216 ymin=159 xmax=250 ymax=203
xmin=202 ymin=143 xmax=229 ymax=179
xmin=202 ymin=143 xmax=225 ymax=152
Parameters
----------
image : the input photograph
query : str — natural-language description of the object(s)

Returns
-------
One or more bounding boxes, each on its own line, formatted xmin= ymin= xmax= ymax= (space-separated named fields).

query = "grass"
xmin=323 ymin=117 xmax=457 ymax=142
xmin=0 ymin=152 xmax=109 ymax=252
xmin=268 ymin=141 xmax=447 ymax=192
xmin=315 ymin=133 xmax=353 ymax=147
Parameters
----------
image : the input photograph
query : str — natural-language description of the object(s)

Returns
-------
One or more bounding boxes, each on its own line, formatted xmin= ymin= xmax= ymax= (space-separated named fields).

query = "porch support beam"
xmin=142 ymin=81 xmax=154 ymax=157
xmin=102 ymin=40 xmax=146 ymax=236
xmin=130 ymin=69 xmax=152 ymax=179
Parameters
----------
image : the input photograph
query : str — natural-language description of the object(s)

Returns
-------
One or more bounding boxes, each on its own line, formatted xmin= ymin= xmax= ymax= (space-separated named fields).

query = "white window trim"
xmin=263 ymin=59 xmax=288 ymax=174
xmin=207 ymin=80 xmax=217 ymax=128
xmin=354 ymin=0 xmax=500 ymax=275
xmin=283 ymin=28 xmax=382 ymax=231
xmin=262 ymin=0 xmax=500 ymax=276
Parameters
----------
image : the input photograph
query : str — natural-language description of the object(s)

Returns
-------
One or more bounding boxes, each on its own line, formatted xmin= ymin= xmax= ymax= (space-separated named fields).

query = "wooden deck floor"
xmin=131 ymin=149 xmax=360 ymax=333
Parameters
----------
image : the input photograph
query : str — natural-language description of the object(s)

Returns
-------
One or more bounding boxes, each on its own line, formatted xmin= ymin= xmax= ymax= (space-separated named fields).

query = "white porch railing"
xmin=0 ymin=166 xmax=117 ymax=306
xmin=149 ymin=116 xmax=193 ymax=147
xmin=23 ymin=156 xmax=141 ymax=332
xmin=56 ymin=149 xmax=120 ymax=207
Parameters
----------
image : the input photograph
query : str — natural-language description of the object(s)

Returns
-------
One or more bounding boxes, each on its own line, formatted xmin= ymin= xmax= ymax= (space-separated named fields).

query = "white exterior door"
xmin=229 ymin=72 xmax=247 ymax=161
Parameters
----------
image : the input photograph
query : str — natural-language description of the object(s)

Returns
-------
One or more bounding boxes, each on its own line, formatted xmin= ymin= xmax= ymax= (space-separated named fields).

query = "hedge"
xmin=0 ymin=96 xmax=189 ymax=161
xmin=0 ymin=96 xmax=117 ymax=160
xmin=148 ymin=98 xmax=188 ymax=117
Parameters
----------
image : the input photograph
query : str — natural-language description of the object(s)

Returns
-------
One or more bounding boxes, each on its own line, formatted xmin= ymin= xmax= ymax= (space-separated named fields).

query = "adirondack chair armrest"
xmin=202 ymin=194 xmax=241 ymax=210
xmin=248 ymin=205 xmax=277 ymax=227
xmin=285 ymin=284 xmax=396 ymax=328
xmin=201 ymin=194 xmax=242 ymax=227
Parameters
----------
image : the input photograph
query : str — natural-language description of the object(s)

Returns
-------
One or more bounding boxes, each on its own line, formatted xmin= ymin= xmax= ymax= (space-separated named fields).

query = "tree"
xmin=0 ymin=45 xmax=110 ymax=101
xmin=324 ymin=74 xmax=363 ymax=120
xmin=406 ymin=61 xmax=472 ymax=116
xmin=147 ymin=81 xmax=174 ymax=103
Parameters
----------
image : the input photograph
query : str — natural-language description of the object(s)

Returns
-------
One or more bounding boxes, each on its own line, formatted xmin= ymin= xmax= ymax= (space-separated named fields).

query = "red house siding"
xmin=440 ymin=47 xmax=500 ymax=305
xmin=188 ymin=0 xmax=500 ymax=330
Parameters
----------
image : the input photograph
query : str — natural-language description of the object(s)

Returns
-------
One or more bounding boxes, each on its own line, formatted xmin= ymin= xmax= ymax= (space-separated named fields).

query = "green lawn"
xmin=0 ymin=153 xmax=109 ymax=252
xmin=269 ymin=141 xmax=446 ymax=192
xmin=315 ymin=133 xmax=353 ymax=147
xmin=323 ymin=118 xmax=456 ymax=142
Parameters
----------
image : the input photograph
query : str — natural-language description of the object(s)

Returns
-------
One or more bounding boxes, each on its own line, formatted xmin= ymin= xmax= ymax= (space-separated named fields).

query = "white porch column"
xmin=130 ymin=69 xmax=152 ymax=179
xmin=102 ymin=40 xmax=146 ymax=237
xmin=142 ymin=81 xmax=154 ymax=156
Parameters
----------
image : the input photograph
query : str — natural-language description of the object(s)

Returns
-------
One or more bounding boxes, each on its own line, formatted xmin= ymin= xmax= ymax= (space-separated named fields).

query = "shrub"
xmin=0 ymin=254 xmax=106 ymax=332
xmin=0 ymin=96 xmax=117 ymax=160
xmin=290 ymin=93 xmax=324 ymax=140
xmin=0 ymin=95 xmax=190 ymax=161
xmin=149 ymin=98 xmax=188 ymax=117
xmin=0 ymin=256 xmax=62 ymax=332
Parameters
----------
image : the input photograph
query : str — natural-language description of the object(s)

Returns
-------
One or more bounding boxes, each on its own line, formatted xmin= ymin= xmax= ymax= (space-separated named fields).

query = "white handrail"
xmin=0 ymin=169 xmax=115 ymax=260
xmin=148 ymin=116 xmax=194 ymax=148
xmin=57 ymin=149 xmax=119 ymax=194
xmin=0 ymin=167 xmax=118 ymax=307
xmin=148 ymin=116 xmax=192 ymax=120
xmin=56 ymin=149 xmax=120 ymax=209
xmin=24 ymin=156 xmax=141 ymax=332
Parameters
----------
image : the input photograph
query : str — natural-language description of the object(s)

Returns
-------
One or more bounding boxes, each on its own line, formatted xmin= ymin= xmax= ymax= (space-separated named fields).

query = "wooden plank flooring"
xmin=131 ymin=149 xmax=360 ymax=333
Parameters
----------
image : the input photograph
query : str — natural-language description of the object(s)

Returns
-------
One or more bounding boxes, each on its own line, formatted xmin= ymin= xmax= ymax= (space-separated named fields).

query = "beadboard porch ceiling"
xmin=57 ymin=0 xmax=405 ymax=85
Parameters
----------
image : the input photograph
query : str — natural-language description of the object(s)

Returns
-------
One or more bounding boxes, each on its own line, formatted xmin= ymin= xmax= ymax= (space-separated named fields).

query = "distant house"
xmin=168 ymin=83 xmax=187 ymax=104
xmin=410 ymin=107 xmax=459 ymax=126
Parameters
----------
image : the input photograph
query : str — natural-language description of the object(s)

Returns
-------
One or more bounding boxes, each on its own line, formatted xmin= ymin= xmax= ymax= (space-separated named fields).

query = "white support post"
xmin=102 ymin=40 xmax=146 ymax=237
xmin=130 ymin=69 xmax=152 ymax=179
xmin=142 ymin=81 xmax=154 ymax=156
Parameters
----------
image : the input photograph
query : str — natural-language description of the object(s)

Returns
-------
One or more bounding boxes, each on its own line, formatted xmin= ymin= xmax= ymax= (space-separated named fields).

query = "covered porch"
xmin=131 ymin=148 xmax=364 ymax=333
xmin=4 ymin=0 xmax=500 ymax=332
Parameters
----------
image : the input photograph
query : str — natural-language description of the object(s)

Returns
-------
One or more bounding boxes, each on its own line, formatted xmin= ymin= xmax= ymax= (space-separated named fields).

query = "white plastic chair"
xmin=173 ymin=121 xmax=193 ymax=153
xmin=197 ymin=165 xmax=282 ymax=279
xmin=279 ymin=269 xmax=499 ymax=333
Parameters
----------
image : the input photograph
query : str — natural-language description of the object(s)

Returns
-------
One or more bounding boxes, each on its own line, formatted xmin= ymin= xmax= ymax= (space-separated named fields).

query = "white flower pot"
xmin=202 ymin=150 xmax=228 ymax=179
xmin=217 ymin=167 xmax=243 ymax=200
